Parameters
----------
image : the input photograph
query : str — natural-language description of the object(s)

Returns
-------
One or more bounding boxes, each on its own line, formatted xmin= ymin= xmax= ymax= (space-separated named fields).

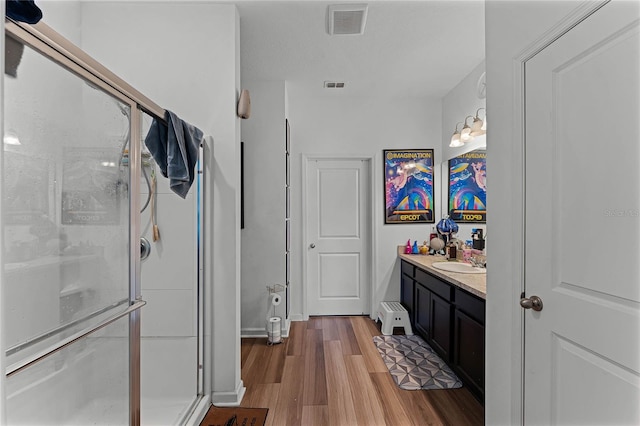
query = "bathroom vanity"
xmin=398 ymin=247 xmax=486 ymax=402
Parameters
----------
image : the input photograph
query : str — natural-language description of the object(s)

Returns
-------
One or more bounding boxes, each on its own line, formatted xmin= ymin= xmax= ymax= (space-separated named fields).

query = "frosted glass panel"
xmin=3 ymin=33 xmax=131 ymax=406
xmin=3 ymin=37 xmax=131 ymax=356
xmin=5 ymin=316 xmax=130 ymax=425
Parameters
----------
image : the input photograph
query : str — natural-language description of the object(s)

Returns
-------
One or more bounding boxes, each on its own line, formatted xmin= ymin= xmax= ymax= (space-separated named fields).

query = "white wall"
xmin=240 ymin=80 xmax=287 ymax=334
xmin=1 ymin=3 xmax=5 ymax=421
xmin=440 ymin=60 xmax=487 ymax=245
xmin=485 ymin=1 xmax=583 ymax=424
xmin=288 ymin=96 xmax=442 ymax=319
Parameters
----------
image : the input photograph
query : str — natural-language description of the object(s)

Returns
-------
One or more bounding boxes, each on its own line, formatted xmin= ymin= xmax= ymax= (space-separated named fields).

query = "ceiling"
xmin=237 ymin=1 xmax=485 ymax=99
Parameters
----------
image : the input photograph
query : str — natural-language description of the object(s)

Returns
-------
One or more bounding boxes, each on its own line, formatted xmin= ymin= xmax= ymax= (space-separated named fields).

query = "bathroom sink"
xmin=431 ymin=262 xmax=486 ymax=274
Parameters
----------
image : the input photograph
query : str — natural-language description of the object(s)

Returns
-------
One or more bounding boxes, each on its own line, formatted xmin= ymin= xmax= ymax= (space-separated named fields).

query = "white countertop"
xmin=397 ymin=246 xmax=486 ymax=299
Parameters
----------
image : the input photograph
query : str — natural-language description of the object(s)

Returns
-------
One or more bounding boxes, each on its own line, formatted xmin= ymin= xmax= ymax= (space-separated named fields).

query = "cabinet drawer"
xmin=401 ymin=260 xmax=415 ymax=278
xmin=416 ymin=268 xmax=452 ymax=300
xmin=455 ymin=288 xmax=485 ymax=325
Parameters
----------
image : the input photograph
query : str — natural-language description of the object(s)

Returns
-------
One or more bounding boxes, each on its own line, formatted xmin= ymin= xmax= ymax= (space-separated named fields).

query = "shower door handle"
xmin=140 ymin=237 xmax=151 ymax=260
xmin=6 ymin=299 xmax=147 ymax=377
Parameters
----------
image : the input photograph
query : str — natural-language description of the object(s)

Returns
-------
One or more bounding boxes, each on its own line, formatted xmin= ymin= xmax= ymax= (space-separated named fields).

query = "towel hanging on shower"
xmin=144 ymin=110 xmax=204 ymax=199
xmin=6 ymin=0 xmax=43 ymax=24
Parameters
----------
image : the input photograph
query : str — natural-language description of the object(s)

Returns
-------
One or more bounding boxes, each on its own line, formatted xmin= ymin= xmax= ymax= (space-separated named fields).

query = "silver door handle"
xmin=520 ymin=295 xmax=543 ymax=311
xmin=309 ymin=243 xmax=316 ymax=249
xmin=141 ymin=237 xmax=151 ymax=261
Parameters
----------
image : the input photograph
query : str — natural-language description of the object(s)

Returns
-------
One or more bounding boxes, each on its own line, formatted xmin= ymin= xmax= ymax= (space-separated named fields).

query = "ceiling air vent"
xmin=327 ymin=4 xmax=368 ymax=36
xmin=324 ymin=81 xmax=345 ymax=89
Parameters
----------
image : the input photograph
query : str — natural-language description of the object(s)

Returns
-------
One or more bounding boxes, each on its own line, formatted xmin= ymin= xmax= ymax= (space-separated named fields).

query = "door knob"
xmin=520 ymin=294 xmax=543 ymax=311
xmin=309 ymin=243 xmax=316 ymax=249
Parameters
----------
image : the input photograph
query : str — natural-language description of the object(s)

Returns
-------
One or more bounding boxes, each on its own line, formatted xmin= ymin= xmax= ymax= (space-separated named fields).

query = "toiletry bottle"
xmin=448 ymin=244 xmax=457 ymax=260
xmin=430 ymin=226 xmax=437 ymax=241
xmin=405 ymin=240 xmax=412 ymax=254
xmin=463 ymin=242 xmax=472 ymax=262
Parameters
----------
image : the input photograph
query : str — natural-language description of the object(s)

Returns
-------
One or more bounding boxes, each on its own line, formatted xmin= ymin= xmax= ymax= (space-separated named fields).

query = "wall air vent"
xmin=324 ymin=81 xmax=345 ymax=89
xmin=327 ymin=4 xmax=368 ymax=36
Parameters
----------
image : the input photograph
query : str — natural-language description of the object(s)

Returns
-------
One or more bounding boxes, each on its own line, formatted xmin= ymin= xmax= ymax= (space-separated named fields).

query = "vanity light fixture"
xmin=449 ymin=108 xmax=488 ymax=149
xmin=449 ymin=122 xmax=464 ymax=148
xmin=470 ymin=108 xmax=486 ymax=137
xmin=460 ymin=116 xmax=475 ymax=142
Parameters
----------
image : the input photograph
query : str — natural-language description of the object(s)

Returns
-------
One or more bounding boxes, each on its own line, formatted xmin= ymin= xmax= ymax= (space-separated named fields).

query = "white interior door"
xmin=524 ymin=2 xmax=640 ymax=424
xmin=306 ymin=158 xmax=371 ymax=316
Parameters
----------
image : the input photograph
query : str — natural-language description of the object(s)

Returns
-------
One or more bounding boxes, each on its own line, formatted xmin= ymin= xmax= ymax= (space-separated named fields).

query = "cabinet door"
xmin=401 ymin=274 xmax=415 ymax=326
xmin=455 ymin=288 xmax=485 ymax=325
xmin=454 ymin=309 xmax=485 ymax=400
xmin=415 ymin=283 xmax=431 ymax=339
xmin=430 ymin=293 xmax=452 ymax=362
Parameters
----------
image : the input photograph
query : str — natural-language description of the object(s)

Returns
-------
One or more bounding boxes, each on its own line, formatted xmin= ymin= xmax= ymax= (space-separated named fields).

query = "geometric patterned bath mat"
xmin=373 ymin=334 xmax=462 ymax=390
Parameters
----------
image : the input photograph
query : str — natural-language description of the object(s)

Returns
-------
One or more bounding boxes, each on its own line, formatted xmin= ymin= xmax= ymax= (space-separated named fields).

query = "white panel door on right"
xmin=306 ymin=158 xmax=371 ymax=315
xmin=524 ymin=2 xmax=639 ymax=424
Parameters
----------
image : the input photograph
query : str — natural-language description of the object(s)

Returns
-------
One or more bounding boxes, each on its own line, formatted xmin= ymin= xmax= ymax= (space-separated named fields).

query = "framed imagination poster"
xmin=448 ymin=150 xmax=486 ymax=223
xmin=384 ymin=149 xmax=435 ymax=224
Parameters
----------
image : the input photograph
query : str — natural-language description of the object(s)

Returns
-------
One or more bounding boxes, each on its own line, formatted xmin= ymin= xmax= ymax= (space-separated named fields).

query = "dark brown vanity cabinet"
xmin=400 ymin=260 xmax=485 ymax=402
xmin=430 ymin=292 xmax=453 ymax=361
xmin=453 ymin=287 xmax=485 ymax=400
xmin=400 ymin=261 xmax=415 ymax=327
xmin=414 ymin=282 xmax=430 ymax=338
xmin=415 ymin=268 xmax=453 ymax=362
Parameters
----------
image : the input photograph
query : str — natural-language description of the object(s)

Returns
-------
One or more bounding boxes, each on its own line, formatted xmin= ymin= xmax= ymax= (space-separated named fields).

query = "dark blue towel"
xmin=144 ymin=110 xmax=204 ymax=199
xmin=6 ymin=0 xmax=42 ymax=24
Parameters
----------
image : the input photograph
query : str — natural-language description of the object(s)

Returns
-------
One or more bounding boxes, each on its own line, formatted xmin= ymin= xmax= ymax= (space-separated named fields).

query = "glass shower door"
xmin=3 ymin=32 xmax=140 ymax=424
xmin=138 ymin=112 xmax=203 ymax=424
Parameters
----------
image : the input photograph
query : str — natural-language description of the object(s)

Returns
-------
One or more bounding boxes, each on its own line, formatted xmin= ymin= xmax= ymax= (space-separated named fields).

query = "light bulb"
xmin=3 ymin=131 xmax=20 ymax=145
xmin=461 ymin=116 xmax=474 ymax=142
xmin=470 ymin=116 xmax=485 ymax=137
xmin=449 ymin=132 xmax=463 ymax=147
xmin=450 ymin=122 xmax=464 ymax=147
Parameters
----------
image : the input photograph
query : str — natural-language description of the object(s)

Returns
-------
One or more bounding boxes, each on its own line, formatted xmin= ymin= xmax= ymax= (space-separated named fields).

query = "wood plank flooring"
xmin=240 ymin=316 xmax=484 ymax=426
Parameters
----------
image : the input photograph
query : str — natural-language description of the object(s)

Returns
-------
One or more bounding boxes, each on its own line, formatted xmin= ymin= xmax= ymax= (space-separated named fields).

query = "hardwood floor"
xmin=240 ymin=316 xmax=484 ymax=426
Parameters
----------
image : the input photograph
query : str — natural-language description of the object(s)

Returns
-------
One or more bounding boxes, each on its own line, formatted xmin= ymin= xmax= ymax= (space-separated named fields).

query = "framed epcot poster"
xmin=448 ymin=150 xmax=486 ymax=223
xmin=383 ymin=149 xmax=435 ymax=224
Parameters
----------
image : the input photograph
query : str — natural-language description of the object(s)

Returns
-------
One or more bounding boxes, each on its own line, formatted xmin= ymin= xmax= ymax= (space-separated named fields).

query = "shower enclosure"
xmin=2 ymin=19 xmax=205 ymax=425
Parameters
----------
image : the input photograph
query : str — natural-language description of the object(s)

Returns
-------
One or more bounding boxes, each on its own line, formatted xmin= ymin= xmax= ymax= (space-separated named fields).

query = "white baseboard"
xmin=290 ymin=313 xmax=304 ymax=321
xmin=241 ymin=317 xmax=294 ymax=338
xmin=282 ymin=317 xmax=291 ymax=338
xmin=240 ymin=327 xmax=267 ymax=338
xmin=211 ymin=380 xmax=246 ymax=407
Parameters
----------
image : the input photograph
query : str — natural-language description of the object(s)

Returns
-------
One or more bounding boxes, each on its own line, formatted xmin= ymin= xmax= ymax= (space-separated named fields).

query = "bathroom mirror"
xmin=446 ymin=149 xmax=486 ymax=223
xmin=439 ymin=148 xmax=487 ymax=247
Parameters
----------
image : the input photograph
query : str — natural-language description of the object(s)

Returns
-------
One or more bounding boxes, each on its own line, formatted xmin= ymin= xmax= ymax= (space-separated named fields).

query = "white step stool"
xmin=377 ymin=301 xmax=413 ymax=336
